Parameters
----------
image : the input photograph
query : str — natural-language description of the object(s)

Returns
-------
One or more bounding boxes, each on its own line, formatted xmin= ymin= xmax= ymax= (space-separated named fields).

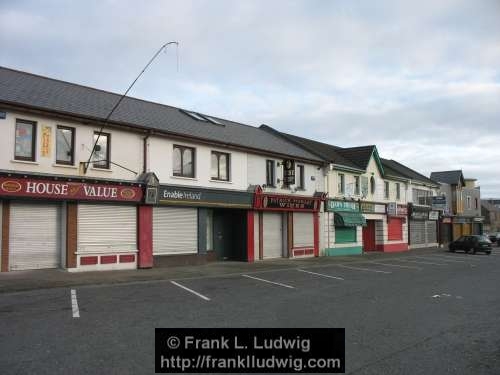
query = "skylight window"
xmin=181 ymin=109 xmax=207 ymax=121
xmin=179 ymin=109 xmax=225 ymax=126
xmin=202 ymin=115 xmax=223 ymax=125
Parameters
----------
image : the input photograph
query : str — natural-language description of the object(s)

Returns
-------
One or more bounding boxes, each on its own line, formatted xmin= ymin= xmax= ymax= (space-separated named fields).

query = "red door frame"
xmin=363 ymin=220 xmax=377 ymax=251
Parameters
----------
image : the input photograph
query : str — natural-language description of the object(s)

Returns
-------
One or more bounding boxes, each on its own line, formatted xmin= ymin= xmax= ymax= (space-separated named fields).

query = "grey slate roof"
xmin=0 ymin=66 xmax=322 ymax=163
xmin=430 ymin=170 xmax=465 ymax=185
xmin=260 ymin=128 xmax=362 ymax=170
xmin=338 ymin=145 xmax=376 ymax=170
xmin=382 ymin=159 xmax=439 ymax=186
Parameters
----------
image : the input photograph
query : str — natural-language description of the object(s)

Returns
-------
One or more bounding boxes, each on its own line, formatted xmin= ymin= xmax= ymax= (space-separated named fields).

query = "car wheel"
xmin=486 ymin=251 xmax=491 ymax=255
xmin=470 ymin=247 xmax=476 ymax=254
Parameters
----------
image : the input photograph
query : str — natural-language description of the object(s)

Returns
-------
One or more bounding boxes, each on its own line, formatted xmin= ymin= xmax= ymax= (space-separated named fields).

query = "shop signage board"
xmin=411 ymin=211 xmax=429 ymax=220
xmin=326 ymin=200 xmax=359 ymax=212
xmin=158 ymin=185 xmax=253 ymax=208
xmin=255 ymin=194 xmax=319 ymax=211
xmin=431 ymin=196 xmax=447 ymax=210
xmin=453 ymin=217 xmax=470 ymax=224
xmin=0 ymin=177 xmax=143 ymax=202
xmin=428 ymin=211 xmax=439 ymax=220
xmin=282 ymin=159 xmax=295 ymax=186
xmin=361 ymin=202 xmax=386 ymax=214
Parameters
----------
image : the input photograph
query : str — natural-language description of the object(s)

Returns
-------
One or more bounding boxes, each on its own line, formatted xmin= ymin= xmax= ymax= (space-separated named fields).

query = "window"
xmin=173 ymin=145 xmax=195 ymax=177
xmin=475 ymin=198 xmax=478 ymax=210
xmin=335 ymin=227 xmax=357 ymax=243
xmin=266 ymin=160 xmax=275 ymax=187
xmin=56 ymin=126 xmax=75 ymax=165
xmin=396 ymin=183 xmax=401 ymax=200
xmin=370 ymin=176 xmax=376 ymax=194
xmin=354 ymin=176 xmax=360 ymax=195
xmin=14 ymin=119 xmax=36 ymax=161
xmin=384 ymin=181 xmax=390 ymax=199
xmin=338 ymin=173 xmax=345 ymax=194
xmin=296 ymin=165 xmax=305 ymax=189
xmin=206 ymin=210 xmax=213 ymax=251
xmin=466 ymin=196 xmax=471 ymax=209
xmin=211 ymin=151 xmax=230 ymax=181
xmin=92 ymin=132 xmax=110 ymax=169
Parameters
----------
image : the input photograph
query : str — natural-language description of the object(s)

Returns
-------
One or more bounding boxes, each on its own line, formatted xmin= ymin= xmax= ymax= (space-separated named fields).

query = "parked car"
xmin=487 ymin=233 xmax=500 ymax=244
xmin=449 ymin=235 xmax=492 ymax=254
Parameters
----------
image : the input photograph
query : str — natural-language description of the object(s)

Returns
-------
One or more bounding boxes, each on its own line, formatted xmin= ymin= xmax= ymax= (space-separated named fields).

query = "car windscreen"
xmin=477 ymin=235 xmax=491 ymax=243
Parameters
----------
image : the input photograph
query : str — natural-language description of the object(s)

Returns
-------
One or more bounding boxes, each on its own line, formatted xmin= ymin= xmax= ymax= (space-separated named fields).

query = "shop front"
xmin=439 ymin=216 xmax=453 ymax=245
xmin=360 ymin=201 xmax=386 ymax=252
xmin=451 ymin=216 xmax=484 ymax=240
xmin=324 ymin=200 xmax=366 ymax=256
xmin=253 ymin=187 xmax=323 ymax=259
xmin=408 ymin=204 xmax=439 ymax=249
xmin=0 ymin=173 xmax=143 ymax=272
xmin=145 ymin=184 xmax=254 ymax=267
xmin=380 ymin=203 xmax=408 ymax=252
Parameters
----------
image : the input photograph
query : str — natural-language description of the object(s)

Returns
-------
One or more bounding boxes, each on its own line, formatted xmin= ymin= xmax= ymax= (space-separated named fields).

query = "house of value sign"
xmin=0 ymin=177 xmax=143 ymax=202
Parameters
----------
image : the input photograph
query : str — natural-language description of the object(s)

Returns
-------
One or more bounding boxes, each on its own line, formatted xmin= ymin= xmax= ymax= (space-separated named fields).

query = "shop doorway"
xmin=362 ymin=220 xmax=377 ymax=251
xmin=213 ymin=209 xmax=247 ymax=261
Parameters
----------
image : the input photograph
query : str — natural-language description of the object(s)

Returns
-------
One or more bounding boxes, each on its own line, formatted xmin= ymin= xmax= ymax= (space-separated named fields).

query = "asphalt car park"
xmin=1 ymin=249 xmax=500 ymax=375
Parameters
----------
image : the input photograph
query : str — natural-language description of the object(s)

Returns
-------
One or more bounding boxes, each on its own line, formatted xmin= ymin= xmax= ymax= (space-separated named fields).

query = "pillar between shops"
xmin=138 ymin=205 xmax=153 ymax=268
xmin=247 ymin=211 xmax=255 ymax=262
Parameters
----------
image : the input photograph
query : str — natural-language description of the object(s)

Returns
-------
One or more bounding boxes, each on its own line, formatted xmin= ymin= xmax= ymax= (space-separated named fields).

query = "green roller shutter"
xmin=335 ymin=226 xmax=357 ymax=244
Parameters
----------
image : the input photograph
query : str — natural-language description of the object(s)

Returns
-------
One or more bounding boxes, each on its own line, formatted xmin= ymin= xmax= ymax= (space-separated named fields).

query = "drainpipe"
xmin=143 ymin=131 xmax=151 ymax=173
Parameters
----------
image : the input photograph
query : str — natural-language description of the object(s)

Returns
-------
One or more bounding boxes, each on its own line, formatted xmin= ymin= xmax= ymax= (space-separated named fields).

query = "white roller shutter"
xmin=78 ymin=204 xmax=137 ymax=253
xmin=10 ymin=202 xmax=60 ymax=270
xmin=293 ymin=212 xmax=314 ymax=247
xmin=425 ymin=221 xmax=437 ymax=244
xmin=410 ymin=220 xmax=426 ymax=245
xmin=263 ymin=212 xmax=283 ymax=258
xmin=153 ymin=207 xmax=197 ymax=255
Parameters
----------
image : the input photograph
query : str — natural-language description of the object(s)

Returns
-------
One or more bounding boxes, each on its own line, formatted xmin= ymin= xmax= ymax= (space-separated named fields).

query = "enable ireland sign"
xmin=158 ymin=185 xmax=253 ymax=208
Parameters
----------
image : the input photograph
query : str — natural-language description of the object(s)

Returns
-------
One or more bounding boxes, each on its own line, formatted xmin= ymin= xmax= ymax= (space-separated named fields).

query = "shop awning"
xmin=334 ymin=212 xmax=367 ymax=227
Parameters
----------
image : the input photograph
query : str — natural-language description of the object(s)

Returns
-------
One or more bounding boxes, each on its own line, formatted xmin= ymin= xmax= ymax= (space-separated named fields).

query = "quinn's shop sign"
xmin=0 ymin=177 xmax=143 ymax=202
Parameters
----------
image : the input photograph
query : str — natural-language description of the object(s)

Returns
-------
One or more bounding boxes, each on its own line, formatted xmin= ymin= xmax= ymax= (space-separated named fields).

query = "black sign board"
xmin=283 ymin=159 xmax=295 ymax=186
xmin=158 ymin=185 xmax=253 ymax=208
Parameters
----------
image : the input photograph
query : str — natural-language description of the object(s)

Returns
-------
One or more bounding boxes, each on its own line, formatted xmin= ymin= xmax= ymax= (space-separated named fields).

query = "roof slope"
xmin=382 ymin=159 xmax=439 ymax=186
xmin=430 ymin=170 xmax=464 ymax=185
xmin=0 ymin=66 xmax=322 ymax=162
xmin=338 ymin=145 xmax=376 ymax=170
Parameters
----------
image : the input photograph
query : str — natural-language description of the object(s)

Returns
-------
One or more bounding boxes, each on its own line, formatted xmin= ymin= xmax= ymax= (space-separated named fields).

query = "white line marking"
xmin=71 ymin=289 xmax=80 ymax=318
xmin=242 ymin=274 xmax=295 ymax=289
xmin=370 ymin=262 xmax=422 ymax=270
xmin=336 ymin=264 xmax=391 ymax=274
xmin=394 ymin=259 xmax=447 ymax=266
xmin=430 ymin=254 xmax=482 ymax=261
xmin=170 ymin=281 xmax=211 ymax=301
xmin=412 ymin=256 xmax=466 ymax=263
xmin=297 ymin=269 xmax=344 ymax=280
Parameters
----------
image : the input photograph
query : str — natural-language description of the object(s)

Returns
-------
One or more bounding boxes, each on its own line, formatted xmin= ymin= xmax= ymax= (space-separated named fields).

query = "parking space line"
xmin=430 ymin=254 xmax=483 ymax=261
xmin=297 ymin=269 xmax=344 ymax=280
xmin=335 ymin=264 xmax=391 ymax=274
xmin=394 ymin=259 xmax=448 ymax=266
xmin=71 ymin=289 xmax=80 ymax=318
xmin=242 ymin=274 xmax=295 ymax=289
xmin=370 ymin=262 xmax=422 ymax=270
xmin=170 ymin=281 xmax=211 ymax=301
xmin=412 ymin=256 xmax=466 ymax=263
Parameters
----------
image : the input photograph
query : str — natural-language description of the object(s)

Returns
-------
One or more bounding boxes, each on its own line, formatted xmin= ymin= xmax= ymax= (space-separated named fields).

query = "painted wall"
xmin=0 ymin=110 xmax=143 ymax=181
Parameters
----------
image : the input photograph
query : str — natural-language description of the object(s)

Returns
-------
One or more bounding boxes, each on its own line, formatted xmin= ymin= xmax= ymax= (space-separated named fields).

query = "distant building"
xmin=481 ymin=200 xmax=500 ymax=233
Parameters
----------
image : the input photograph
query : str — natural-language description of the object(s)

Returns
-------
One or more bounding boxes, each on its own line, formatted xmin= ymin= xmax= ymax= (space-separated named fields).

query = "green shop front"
xmin=324 ymin=200 xmax=366 ymax=256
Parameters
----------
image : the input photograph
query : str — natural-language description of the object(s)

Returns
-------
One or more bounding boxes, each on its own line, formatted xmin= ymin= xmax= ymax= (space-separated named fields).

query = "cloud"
xmin=0 ymin=0 xmax=499 ymax=196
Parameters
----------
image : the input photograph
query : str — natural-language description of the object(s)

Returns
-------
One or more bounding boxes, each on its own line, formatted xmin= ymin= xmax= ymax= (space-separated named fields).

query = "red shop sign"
xmin=254 ymin=193 xmax=320 ymax=212
xmin=0 ymin=177 xmax=143 ymax=202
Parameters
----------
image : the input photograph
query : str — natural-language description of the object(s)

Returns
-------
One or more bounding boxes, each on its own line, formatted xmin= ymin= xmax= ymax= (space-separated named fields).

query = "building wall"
xmin=0 ymin=110 xmax=143 ymax=180
xmin=462 ymin=187 xmax=481 ymax=217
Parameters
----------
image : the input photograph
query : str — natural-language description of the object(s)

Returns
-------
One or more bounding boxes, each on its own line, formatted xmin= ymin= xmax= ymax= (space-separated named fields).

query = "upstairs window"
xmin=56 ymin=126 xmax=75 ymax=165
xmin=354 ymin=176 xmax=360 ymax=195
xmin=173 ymin=145 xmax=195 ymax=178
xmin=338 ymin=173 xmax=345 ymax=194
xmin=266 ymin=160 xmax=275 ymax=187
xmin=92 ymin=132 xmax=110 ymax=169
xmin=396 ymin=183 xmax=401 ymax=200
xmin=384 ymin=181 xmax=390 ymax=199
xmin=370 ymin=176 xmax=376 ymax=194
xmin=14 ymin=119 xmax=36 ymax=161
xmin=211 ymin=151 xmax=230 ymax=181
xmin=296 ymin=165 xmax=305 ymax=189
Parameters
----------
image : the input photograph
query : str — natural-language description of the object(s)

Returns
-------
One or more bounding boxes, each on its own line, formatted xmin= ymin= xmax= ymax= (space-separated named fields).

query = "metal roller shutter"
xmin=388 ymin=218 xmax=403 ymax=241
xmin=462 ymin=223 xmax=471 ymax=236
xmin=10 ymin=202 xmax=60 ymax=270
xmin=472 ymin=223 xmax=481 ymax=235
xmin=410 ymin=220 xmax=425 ymax=245
xmin=293 ymin=212 xmax=314 ymax=247
xmin=153 ymin=207 xmax=197 ymax=255
xmin=335 ymin=226 xmax=356 ymax=243
xmin=425 ymin=221 xmax=437 ymax=244
xmin=453 ymin=224 xmax=462 ymax=240
xmin=263 ymin=212 xmax=282 ymax=258
xmin=78 ymin=204 xmax=137 ymax=253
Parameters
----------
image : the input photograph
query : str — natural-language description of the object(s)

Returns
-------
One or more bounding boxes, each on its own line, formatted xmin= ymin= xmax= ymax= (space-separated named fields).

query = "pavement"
xmin=1 ymin=247 xmax=500 ymax=374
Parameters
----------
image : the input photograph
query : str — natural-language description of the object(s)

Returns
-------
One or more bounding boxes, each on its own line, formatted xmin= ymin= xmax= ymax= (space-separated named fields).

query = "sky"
xmin=1 ymin=0 xmax=499 ymax=196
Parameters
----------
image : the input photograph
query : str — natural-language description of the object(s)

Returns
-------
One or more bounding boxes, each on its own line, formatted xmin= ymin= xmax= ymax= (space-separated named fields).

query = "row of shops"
xmin=0 ymin=172 xmax=483 ymax=272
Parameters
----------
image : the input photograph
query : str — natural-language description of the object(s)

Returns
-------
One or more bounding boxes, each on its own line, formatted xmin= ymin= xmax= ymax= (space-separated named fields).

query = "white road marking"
xmin=430 ymin=254 xmax=482 ymax=261
xmin=370 ymin=262 xmax=422 ymax=270
xmin=71 ymin=289 xmax=80 ymax=318
xmin=336 ymin=264 xmax=391 ymax=274
xmin=242 ymin=274 xmax=295 ymax=289
xmin=170 ymin=281 xmax=211 ymax=301
xmin=394 ymin=259 xmax=447 ymax=266
xmin=412 ymin=256 xmax=466 ymax=263
xmin=297 ymin=269 xmax=344 ymax=280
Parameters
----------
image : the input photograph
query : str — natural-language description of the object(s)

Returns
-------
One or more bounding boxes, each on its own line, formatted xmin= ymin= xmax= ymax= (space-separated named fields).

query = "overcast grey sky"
xmin=1 ymin=0 xmax=499 ymax=196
